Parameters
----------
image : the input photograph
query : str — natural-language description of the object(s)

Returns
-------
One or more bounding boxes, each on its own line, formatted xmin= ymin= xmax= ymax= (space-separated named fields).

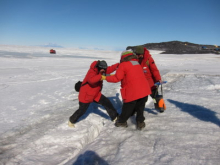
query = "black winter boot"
xmin=137 ymin=121 xmax=145 ymax=130
xmin=115 ymin=121 xmax=128 ymax=128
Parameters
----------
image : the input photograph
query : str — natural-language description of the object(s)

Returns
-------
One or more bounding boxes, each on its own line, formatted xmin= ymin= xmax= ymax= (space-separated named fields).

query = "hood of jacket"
xmin=143 ymin=47 xmax=151 ymax=59
xmin=90 ymin=61 xmax=99 ymax=73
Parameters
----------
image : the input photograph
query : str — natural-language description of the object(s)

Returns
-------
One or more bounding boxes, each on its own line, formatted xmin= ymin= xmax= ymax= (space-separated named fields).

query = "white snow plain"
xmin=0 ymin=45 xmax=220 ymax=165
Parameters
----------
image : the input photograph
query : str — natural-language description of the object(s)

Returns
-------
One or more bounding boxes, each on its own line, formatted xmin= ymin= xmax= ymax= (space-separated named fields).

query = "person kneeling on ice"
xmin=68 ymin=60 xmax=119 ymax=127
xmin=102 ymin=50 xmax=151 ymax=130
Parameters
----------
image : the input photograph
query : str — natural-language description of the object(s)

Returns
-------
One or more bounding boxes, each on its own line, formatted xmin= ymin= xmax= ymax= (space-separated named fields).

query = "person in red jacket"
xmin=102 ymin=50 xmax=151 ymax=130
xmin=127 ymin=46 xmax=162 ymax=98
xmin=68 ymin=60 xmax=119 ymax=127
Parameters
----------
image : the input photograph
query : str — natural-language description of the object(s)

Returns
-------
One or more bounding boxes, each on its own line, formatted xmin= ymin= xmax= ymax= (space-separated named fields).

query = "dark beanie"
xmin=97 ymin=60 xmax=107 ymax=69
xmin=135 ymin=46 xmax=144 ymax=55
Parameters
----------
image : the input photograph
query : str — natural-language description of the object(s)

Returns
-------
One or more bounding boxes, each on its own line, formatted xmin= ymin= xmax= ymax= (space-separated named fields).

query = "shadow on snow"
xmin=167 ymin=99 xmax=220 ymax=127
xmin=71 ymin=150 xmax=109 ymax=165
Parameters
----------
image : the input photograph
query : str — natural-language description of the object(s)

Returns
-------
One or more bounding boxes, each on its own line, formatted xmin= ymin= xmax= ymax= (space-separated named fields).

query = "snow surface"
xmin=0 ymin=45 xmax=220 ymax=165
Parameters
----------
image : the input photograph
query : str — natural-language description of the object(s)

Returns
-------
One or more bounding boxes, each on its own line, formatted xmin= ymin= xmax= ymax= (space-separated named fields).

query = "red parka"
xmin=79 ymin=61 xmax=119 ymax=103
xmin=106 ymin=59 xmax=151 ymax=103
xmin=141 ymin=48 xmax=161 ymax=89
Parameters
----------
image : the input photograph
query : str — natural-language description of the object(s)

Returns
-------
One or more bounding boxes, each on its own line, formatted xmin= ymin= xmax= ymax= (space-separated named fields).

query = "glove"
xmin=101 ymin=75 xmax=106 ymax=81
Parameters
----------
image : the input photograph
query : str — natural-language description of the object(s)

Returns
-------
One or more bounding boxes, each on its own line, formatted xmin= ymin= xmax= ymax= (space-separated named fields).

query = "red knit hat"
xmin=120 ymin=50 xmax=134 ymax=61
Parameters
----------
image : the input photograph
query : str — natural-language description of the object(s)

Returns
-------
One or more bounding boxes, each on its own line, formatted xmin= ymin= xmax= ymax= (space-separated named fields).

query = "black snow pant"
xmin=69 ymin=94 xmax=118 ymax=123
xmin=118 ymin=96 xmax=148 ymax=123
xmin=151 ymin=87 xmax=158 ymax=99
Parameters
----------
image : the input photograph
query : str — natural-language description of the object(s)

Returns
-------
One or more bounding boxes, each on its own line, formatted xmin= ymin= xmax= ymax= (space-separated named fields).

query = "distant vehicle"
xmin=50 ymin=49 xmax=56 ymax=54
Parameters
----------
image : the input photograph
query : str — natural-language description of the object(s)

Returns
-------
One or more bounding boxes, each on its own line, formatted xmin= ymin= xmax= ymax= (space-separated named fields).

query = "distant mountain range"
xmin=134 ymin=41 xmax=220 ymax=54
xmin=40 ymin=43 xmax=64 ymax=48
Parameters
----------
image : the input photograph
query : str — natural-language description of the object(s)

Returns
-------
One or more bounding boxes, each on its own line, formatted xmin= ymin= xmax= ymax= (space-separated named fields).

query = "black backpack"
xmin=74 ymin=81 xmax=82 ymax=92
xmin=74 ymin=81 xmax=88 ymax=92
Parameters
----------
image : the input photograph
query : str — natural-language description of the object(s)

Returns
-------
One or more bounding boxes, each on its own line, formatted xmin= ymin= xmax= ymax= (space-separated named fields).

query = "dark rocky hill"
xmin=134 ymin=41 xmax=220 ymax=54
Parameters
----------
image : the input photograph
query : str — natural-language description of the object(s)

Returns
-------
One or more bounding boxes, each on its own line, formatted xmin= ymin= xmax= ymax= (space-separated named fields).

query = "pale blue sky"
xmin=0 ymin=0 xmax=219 ymax=50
